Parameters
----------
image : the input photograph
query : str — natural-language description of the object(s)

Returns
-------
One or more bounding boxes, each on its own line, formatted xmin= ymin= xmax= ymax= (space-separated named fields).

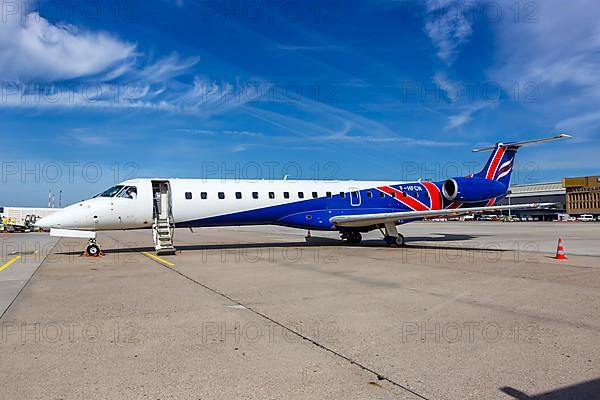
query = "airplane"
xmin=36 ymin=134 xmax=571 ymax=256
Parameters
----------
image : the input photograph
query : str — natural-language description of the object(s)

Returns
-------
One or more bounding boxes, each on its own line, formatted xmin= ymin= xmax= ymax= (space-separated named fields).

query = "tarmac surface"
xmin=1 ymin=222 xmax=599 ymax=399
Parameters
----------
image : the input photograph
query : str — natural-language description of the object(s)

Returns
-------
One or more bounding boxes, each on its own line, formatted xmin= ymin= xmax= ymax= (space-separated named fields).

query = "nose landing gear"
xmin=84 ymin=239 xmax=103 ymax=257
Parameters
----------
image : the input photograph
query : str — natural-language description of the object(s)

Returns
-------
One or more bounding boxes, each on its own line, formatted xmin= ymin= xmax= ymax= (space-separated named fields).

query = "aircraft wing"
xmin=329 ymin=203 xmax=556 ymax=227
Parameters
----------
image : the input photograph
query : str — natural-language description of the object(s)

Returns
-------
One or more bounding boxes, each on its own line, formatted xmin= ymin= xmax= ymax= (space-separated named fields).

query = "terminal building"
xmin=563 ymin=176 xmax=600 ymax=215
xmin=497 ymin=175 xmax=600 ymax=221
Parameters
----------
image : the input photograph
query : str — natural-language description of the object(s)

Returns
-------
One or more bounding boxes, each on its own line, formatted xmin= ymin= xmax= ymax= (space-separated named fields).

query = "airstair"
xmin=152 ymin=181 xmax=176 ymax=255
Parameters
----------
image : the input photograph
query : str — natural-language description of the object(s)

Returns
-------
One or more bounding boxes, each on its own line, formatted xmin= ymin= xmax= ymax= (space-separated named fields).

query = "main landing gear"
xmin=340 ymin=231 xmax=362 ymax=244
xmin=382 ymin=222 xmax=406 ymax=247
xmin=384 ymin=234 xmax=405 ymax=247
xmin=85 ymin=238 xmax=103 ymax=257
xmin=340 ymin=222 xmax=407 ymax=247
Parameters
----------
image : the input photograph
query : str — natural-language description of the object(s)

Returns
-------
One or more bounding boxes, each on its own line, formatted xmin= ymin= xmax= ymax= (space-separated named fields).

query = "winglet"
xmin=472 ymin=133 xmax=572 ymax=153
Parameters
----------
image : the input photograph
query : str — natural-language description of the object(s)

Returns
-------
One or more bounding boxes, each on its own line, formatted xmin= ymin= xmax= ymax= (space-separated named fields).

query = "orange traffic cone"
xmin=555 ymin=238 xmax=568 ymax=260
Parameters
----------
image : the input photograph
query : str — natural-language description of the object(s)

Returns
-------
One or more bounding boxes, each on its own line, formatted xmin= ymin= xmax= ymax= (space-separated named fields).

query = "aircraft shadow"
xmin=56 ymin=233 xmax=507 ymax=255
xmin=500 ymin=378 xmax=600 ymax=399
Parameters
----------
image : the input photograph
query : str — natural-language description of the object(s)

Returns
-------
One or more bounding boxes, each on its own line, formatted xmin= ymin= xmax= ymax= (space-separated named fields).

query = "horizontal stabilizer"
xmin=472 ymin=134 xmax=571 ymax=153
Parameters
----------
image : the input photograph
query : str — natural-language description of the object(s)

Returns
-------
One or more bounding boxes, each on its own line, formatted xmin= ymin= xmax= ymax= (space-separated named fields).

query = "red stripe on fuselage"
xmin=422 ymin=181 xmax=442 ymax=210
xmin=486 ymin=147 xmax=506 ymax=180
xmin=377 ymin=186 xmax=429 ymax=211
xmin=446 ymin=201 xmax=462 ymax=209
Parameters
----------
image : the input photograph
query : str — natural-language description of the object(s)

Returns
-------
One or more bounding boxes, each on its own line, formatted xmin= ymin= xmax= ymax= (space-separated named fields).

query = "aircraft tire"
xmin=347 ymin=232 xmax=362 ymax=244
xmin=86 ymin=244 xmax=100 ymax=256
xmin=385 ymin=234 xmax=405 ymax=247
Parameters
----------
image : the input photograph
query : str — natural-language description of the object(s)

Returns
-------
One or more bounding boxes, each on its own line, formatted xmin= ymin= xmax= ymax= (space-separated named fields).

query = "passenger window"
xmin=269 ymin=192 xmax=275 ymax=199
xmin=379 ymin=192 xmax=385 ymax=198
xmin=236 ymin=192 xmax=242 ymax=199
xmin=185 ymin=192 xmax=192 ymax=200
xmin=201 ymin=192 xmax=207 ymax=199
xmin=284 ymin=192 xmax=290 ymax=199
xmin=414 ymin=192 xmax=419 ymax=198
xmin=298 ymin=192 xmax=304 ymax=199
xmin=391 ymin=192 xmax=396 ymax=198
xmin=312 ymin=192 xmax=318 ymax=198
xmin=367 ymin=191 xmax=373 ymax=198
xmin=326 ymin=191 xmax=332 ymax=198
xmin=340 ymin=192 xmax=346 ymax=198
xmin=351 ymin=191 xmax=359 ymax=199
xmin=403 ymin=192 xmax=408 ymax=198
xmin=252 ymin=192 xmax=259 ymax=199
xmin=218 ymin=192 xmax=225 ymax=199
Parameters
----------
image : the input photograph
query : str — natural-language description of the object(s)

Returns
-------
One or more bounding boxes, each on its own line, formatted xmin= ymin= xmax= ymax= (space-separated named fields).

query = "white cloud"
xmin=138 ymin=53 xmax=200 ymax=83
xmin=446 ymin=102 xmax=495 ymax=130
xmin=244 ymin=100 xmax=464 ymax=148
xmin=447 ymin=112 xmax=471 ymax=129
xmin=489 ymin=0 xmax=600 ymax=137
xmin=0 ymin=10 xmax=136 ymax=81
xmin=491 ymin=0 xmax=600 ymax=88
xmin=424 ymin=0 xmax=474 ymax=65
xmin=0 ymin=1 xmax=203 ymax=112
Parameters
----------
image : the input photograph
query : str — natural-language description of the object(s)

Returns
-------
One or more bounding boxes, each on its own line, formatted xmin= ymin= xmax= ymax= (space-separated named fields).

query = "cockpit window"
xmin=99 ymin=185 xmax=124 ymax=197
xmin=117 ymin=186 xmax=138 ymax=199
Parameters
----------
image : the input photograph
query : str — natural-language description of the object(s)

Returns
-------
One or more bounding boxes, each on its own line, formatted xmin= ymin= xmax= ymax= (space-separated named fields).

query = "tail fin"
xmin=474 ymin=144 xmax=517 ymax=187
xmin=473 ymin=134 xmax=571 ymax=187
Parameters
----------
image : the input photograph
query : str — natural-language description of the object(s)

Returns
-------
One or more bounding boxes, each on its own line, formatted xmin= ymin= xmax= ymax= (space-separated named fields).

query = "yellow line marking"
xmin=142 ymin=252 xmax=175 ymax=267
xmin=0 ymin=256 xmax=21 ymax=272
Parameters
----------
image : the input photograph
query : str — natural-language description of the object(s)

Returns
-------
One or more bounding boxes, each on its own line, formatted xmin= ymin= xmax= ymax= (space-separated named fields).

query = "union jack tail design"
xmin=474 ymin=144 xmax=518 ymax=188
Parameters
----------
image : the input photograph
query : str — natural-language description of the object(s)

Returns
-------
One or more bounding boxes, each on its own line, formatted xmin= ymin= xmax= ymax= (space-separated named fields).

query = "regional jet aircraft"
xmin=36 ymin=135 xmax=570 ymax=255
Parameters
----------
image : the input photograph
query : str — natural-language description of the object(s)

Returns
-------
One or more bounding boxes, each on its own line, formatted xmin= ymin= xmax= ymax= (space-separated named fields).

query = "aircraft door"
xmin=349 ymin=187 xmax=361 ymax=207
xmin=152 ymin=180 xmax=173 ymax=221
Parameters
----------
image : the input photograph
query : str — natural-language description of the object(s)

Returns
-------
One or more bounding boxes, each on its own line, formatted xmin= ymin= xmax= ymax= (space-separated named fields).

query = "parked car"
xmin=577 ymin=214 xmax=595 ymax=222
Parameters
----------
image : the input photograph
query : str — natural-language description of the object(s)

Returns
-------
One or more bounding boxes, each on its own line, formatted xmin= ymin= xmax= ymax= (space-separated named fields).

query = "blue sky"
xmin=1 ymin=0 xmax=598 ymax=206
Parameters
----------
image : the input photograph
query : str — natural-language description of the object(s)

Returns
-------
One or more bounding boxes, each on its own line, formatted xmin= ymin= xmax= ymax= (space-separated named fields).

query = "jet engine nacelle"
xmin=442 ymin=177 xmax=507 ymax=203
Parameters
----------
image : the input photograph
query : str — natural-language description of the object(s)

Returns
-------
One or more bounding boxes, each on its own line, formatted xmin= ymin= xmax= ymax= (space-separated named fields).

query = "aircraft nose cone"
xmin=35 ymin=210 xmax=72 ymax=229
xmin=35 ymin=214 xmax=60 ymax=229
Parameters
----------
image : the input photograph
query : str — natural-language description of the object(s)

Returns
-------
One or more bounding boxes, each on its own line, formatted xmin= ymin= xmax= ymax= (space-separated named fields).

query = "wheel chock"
xmin=82 ymin=250 xmax=105 ymax=258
